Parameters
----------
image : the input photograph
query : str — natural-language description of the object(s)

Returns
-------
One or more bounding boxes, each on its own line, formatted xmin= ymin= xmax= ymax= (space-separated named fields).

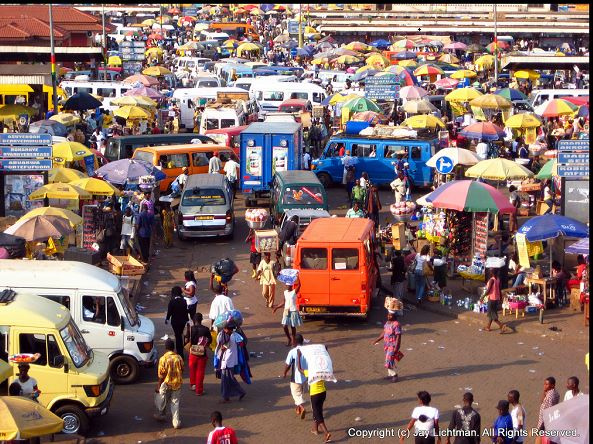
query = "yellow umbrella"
xmin=402 ymin=114 xmax=445 ymax=129
xmin=69 ymin=177 xmax=120 ymax=197
xmin=445 ymin=87 xmax=483 ymax=102
xmin=142 ymin=18 xmax=156 ymax=26
xmin=0 ymin=359 xmax=11 ymax=383
xmin=236 ymin=42 xmax=261 ymax=56
xmin=111 ymin=96 xmax=156 ymax=108
xmin=0 ymin=104 xmax=35 ymax=119
xmin=223 ymin=38 xmax=240 ymax=48
xmin=345 ymin=41 xmax=369 ymax=51
xmin=107 ymin=56 xmax=122 ymax=66
xmin=52 ymin=142 xmax=93 ymax=162
xmin=469 ymin=94 xmax=513 ymax=109
xmin=311 ymin=57 xmax=329 ymax=65
xmin=398 ymin=59 xmax=418 ymax=68
xmin=0 ymin=396 xmax=64 ymax=440
xmin=142 ymin=66 xmax=171 ymax=76
xmin=250 ymin=8 xmax=263 ymax=15
xmin=304 ymin=26 xmax=317 ymax=34
xmin=355 ymin=65 xmax=376 ymax=74
xmin=504 ymin=112 xmax=542 ymax=129
xmin=514 ymin=69 xmax=540 ymax=80
xmin=28 ymin=183 xmax=91 ymax=201
xmin=413 ymin=64 xmax=444 ymax=76
xmin=332 ymin=55 xmax=360 ymax=65
xmin=145 ymin=47 xmax=164 ymax=56
xmin=465 ymin=158 xmax=533 ymax=180
xmin=475 ymin=54 xmax=495 ymax=70
xmin=49 ymin=113 xmax=80 ymax=126
xmin=113 ymin=105 xmax=151 ymax=120
xmin=438 ymin=53 xmax=459 ymax=64
xmin=366 ymin=53 xmax=391 ymax=68
xmin=450 ymin=69 xmax=477 ymax=79
xmin=20 ymin=207 xmax=83 ymax=227
xmin=329 ymin=93 xmax=361 ymax=105
xmin=48 ymin=167 xmax=87 ymax=183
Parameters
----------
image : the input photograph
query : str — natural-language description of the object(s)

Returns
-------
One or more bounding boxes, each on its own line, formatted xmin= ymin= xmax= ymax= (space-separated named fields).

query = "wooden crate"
xmin=107 ymin=253 xmax=145 ymax=276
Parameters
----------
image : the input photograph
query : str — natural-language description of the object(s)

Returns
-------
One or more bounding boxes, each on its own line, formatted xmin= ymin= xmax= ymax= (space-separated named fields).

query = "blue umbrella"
xmin=28 ymin=119 xmax=68 ymax=137
xmin=296 ymin=47 xmax=313 ymax=57
xmin=578 ymin=105 xmax=588 ymax=117
xmin=566 ymin=238 xmax=589 ymax=255
xmin=370 ymin=39 xmax=391 ymax=49
xmin=396 ymin=51 xmax=417 ymax=60
xmin=517 ymin=215 xmax=589 ymax=242
xmin=260 ymin=4 xmax=275 ymax=12
xmin=95 ymin=159 xmax=166 ymax=185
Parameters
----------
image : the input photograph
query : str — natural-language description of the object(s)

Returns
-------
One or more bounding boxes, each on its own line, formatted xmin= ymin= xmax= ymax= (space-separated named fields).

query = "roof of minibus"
xmin=299 ymin=217 xmax=373 ymax=243
xmin=205 ymin=125 xmax=248 ymax=136
xmin=0 ymin=294 xmax=70 ymax=329
xmin=134 ymin=144 xmax=233 ymax=153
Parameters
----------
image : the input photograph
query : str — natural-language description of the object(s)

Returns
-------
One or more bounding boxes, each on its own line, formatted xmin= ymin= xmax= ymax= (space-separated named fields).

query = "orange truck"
xmin=293 ymin=217 xmax=379 ymax=318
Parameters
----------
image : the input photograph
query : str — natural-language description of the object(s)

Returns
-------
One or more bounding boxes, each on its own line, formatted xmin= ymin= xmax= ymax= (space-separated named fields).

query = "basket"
xmin=427 ymin=294 xmax=440 ymax=303
xmin=384 ymin=296 xmax=403 ymax=311
xmin=247 ymin=219 xmax=267 ymax=229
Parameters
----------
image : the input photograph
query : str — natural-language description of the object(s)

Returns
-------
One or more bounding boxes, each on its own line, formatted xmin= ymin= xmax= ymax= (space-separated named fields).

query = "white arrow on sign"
xmin=438 ymin=158 xmax=452 ymax=171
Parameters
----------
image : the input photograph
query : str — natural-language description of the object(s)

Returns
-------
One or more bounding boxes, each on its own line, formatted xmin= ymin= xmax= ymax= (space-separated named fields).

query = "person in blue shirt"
xmin=135 ymin=203 xmax=155 ymax=263
xmin=492 ymin=400 xmax=514 ymax=444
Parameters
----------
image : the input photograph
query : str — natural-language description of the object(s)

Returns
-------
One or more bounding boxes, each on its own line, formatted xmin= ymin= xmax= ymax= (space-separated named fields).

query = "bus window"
xmin=351 ymin=143 xmax=376 ymax=157
xmin=221 ymin=119 xmax=235 ymax=128
xmin=290 ymin=92 xmax=308 ymax=100
xmin=410 ymin=146 xmax=422 ymax=160
xmin=206 ymin=119 xmax=219 ymax=130
xmin=98 ymin=88 xmax=115 ymax=97
xmin=74 ymin=87 xmax=92 ymax=94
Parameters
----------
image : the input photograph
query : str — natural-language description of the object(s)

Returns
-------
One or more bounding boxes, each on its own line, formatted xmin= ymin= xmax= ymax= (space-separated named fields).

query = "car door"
xmin=329 ymin=245 xmax=361 ymax=307
xmin=297 ymin=246 xmax=330 ymax=309
xmin=78 ymin=292 xmax=123 ymax=354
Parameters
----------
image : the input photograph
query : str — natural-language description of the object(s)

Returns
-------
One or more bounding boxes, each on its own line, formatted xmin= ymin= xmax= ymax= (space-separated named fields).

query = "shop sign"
xmin=557 ymin=163 xmax=589 ymax=178
xmin=0 ymin=159 xmax=53 ymax=171
xmin=0 ymin=146 xmax=52 ymax=158
xmin=0 ymin=133 xmax=52 ymax=146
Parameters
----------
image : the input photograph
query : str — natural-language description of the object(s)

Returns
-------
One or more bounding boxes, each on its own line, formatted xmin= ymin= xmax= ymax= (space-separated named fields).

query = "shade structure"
xmin=0 ymin=359 xmax=10 ymax=382
xmin=383 ymin=65 xmax=418 ymax=86
xmin=4 ymin=215 xmax=74 ymax=242
xmin=345 ymin=41 xmax=369 ymax=51
xmin=542 ymin=394 xmax=589 ymax=444
xmin=505 ymin=112 xmax=542 ymax=129
xmin=513 ymin=69 xmax=540 ymax=80
xmin=95 ymin=158 xmax=166 ymax=185
xmin=352 ymin=69 xmax=379 ymax=82
xmin=459 ymin=121 xmax=505 ymax=141
xmin=474 ymin=54 xmax=495 ymax=70
xmin=63 ymin=92 xmax=102 ymax=111
xmin=465 ymin=158 xmax=533 ymax=180
xmin=413 ymin=64 xmax=444 ymax=76
xmin=535 ymin=159 xmax=558 ymax=179
xmin=0 ymin=104 xmax=35 ymax=118
xmin=142 ymin=66 xmax=171 ymax=76
xmin=495 ymin=88 xmax=529 ymax=101
xmin=426 ymin=147 xmax=480 ymax=168
xmin=123 ymin=86 xmax=164 ymax=100
xmin=110 ymin=96 xmax=156 ymax=108
xmin=445 ymin=87 xmax=483 ymax=102
xmin=391 ymin=39 xmax=415 ymax=50
xmin=518 ymin=214 xmax=588 ymax=242
xmin=107 ymin=55 xmax=122 ymax=66
xmin=402 ymin=99 xmax=438 ymax=114
xmin=122 ymin=74 xmax=159 ymax=87
xmin=444 ymin=41 xmax=467 ymax=50
xmin=425 ymin=180 xmax=515 ymax=213
xmin=332 ymin=55 xmax=360 ymax=65
xmin=351 ymin=111 xmax=388 ymax=124
xmin=236 ymin=42 xmax=261 ymax=56
xmin=177 ymin=41 xmax=204 ymax=51
xmin=369 ymin=39 xmax=391 ymax=49
xmin=28 ymin=120 xmax=68 ymax=137
xmin=48 ymin=167 xmax=87 ymax=183
xmin=324 ymin=92 xmax=360 ymax=106
xmin=52 ymin=142 xmax=93 ymax=162
xmin=566 ymin=238 xmax=589 ymax=255
xmin=486 ymin=41 xmax=509 ymax=53
xmin=69 ymin=178 xmax=121 ymax=197
xmin=469 ymin=93 xmax=513 ymax=109
xmin=366 ymin=53 xmax=390 ymax=68
xmin=342 ymin=97 xmax=381 ymax=113
xmin=434 ymin=77 xmax=460 ymax=89
xmin=539 ymin=98 xmax=578 ymax=118
xmin=0 ymin=396 xmax=64 ymax=440
xmin=114 ymin=105 xmax=151 ymax=120
xmin=399 ymin=85 xmax=428 ymax=100
xmin=49 ymin=113 xmax=80 ymax=126
xmin=438 ymin=53 xmax=460 ymax=64
xmin=274 ymin=33 xmax=290 ymax=43
xmin=398 ymin=59 xmax=418 ymax=68
xmin=19 ymin=207 xmax=82 ymax=227
xmin=28 ymin=183 xmax=91 ymax=200
xmin=395 ymin=50 xmax=417 ymax=60
xmin=450 ymin=69 xmax=477 ymax=79
xmin=402 ymin=114 xmax=445 ymax=129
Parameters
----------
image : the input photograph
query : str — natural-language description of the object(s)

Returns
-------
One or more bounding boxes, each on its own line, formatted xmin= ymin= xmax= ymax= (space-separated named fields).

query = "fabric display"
xmin=299 ymin=344 xmax=337 ymax=384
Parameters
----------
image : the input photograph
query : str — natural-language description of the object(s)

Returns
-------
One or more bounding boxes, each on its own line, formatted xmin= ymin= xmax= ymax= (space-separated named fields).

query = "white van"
xmin=172 ymin=86 xmax=246 ymax=129
xmin=107 ymin=26 xmax=137 ymax=43
xmin=316 ymin=70 xmax=354 ymax=91
xmin=175 ymin=57 xmax=212 ymax=79
xmin=197 ymin=30 xmax=229 ymax=43
xmin=60 ymin=80 xmax=133 ymax=112
xmin=249 ymin=80 xmax=327 ymax=113
xmin=529 ymin=88 xmax=589 ymax=107
xmin=0 ymin=260 xmax=156 ymax=384
xmin=199 ymin=100 xmax=247 ymax=133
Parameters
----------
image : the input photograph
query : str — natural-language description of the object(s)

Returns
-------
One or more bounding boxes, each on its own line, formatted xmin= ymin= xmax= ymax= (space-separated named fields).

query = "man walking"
xmin=283 ymin=333 xmax=307 ymax=419
xmin=507 ymin=390 xmax=526 ymax=444
xmin=165 ymin=286 xmax=190 ymax=358
xmin=135 ymin=203 xmax=154 ymax=263
xmin=154 ymin=339 xmax=183 ymax=429
xmin=447 ymin=392 xmax=481 ymax=444
xmin=207 ymin=411 xmax=238 ymax=444
xmin=208 ymin=280 xmax=235 ymax=331
xmin=223 ymin=154 xmax=240 ymax=198
xmin=209 ymin=152 xmax=222 ymax=174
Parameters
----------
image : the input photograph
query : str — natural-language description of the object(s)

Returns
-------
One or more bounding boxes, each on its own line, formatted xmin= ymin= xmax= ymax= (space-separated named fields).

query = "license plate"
xmin=305 ymin=307 xmax=327 ymax=313
xmin=195 ymin=215 xmax=213 ymax=220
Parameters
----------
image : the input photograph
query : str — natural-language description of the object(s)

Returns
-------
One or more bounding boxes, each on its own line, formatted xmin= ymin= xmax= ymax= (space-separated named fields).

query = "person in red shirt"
xmin=151 ymin=123 xmax=161 ymax=134
xmin=207 ymin=411 xmax=238 ymax=444
xmin=246 ymin=229 xmax=261 ymax=279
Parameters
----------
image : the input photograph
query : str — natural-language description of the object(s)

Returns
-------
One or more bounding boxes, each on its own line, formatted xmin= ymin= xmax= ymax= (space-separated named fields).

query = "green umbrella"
xmin=495 ymin=88 xmax=529 ymax=101
xmin=535 ymin=159 xmax=558 ymax=180
xmin=341 ymin=97 xmax=381 ymax=113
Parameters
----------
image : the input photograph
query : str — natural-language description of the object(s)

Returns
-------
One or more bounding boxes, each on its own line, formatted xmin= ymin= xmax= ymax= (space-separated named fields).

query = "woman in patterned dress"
xmin=372 ymin=311 xmax=402 ymax=383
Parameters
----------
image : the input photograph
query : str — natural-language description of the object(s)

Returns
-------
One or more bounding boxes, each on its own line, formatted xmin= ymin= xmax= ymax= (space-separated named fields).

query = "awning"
xmin=0 ymin=84 xmax=34 ymax=94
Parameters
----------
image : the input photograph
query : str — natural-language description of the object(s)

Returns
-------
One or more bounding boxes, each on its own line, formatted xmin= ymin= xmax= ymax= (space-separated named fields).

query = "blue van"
xmin=311 ymin=134 xmax=437 ymax=188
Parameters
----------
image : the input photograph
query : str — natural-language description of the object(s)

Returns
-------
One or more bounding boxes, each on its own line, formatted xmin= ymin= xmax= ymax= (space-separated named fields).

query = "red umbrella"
xmin=123 ymin=86 xmax=164 ymax=100
xmin=460 ymin=122 xmax=506 ymax=141
xmin=425 ymin=180 xmax=515 ymax=214
xmin=443 ymin=42 xmax=467 ymax=50
xmin=147 ymin=33 xmax=163 ymax=40
xmin=563 ymin=96 xmax=589 ymax=106
xmin=243 ymin=5 xmax=259 ymax=10
xmin=486 ymin=41 xmax=509 ymax=53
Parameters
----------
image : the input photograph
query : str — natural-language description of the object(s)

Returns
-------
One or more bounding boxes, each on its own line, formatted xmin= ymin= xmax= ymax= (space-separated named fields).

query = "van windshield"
xmin=60 ymin=320 xmax=91 ymax=368
xmin=282 ymin=186 xmax=325 ymax=206
xmin=105 ymin=139 xmax=119 ymax=161
xmin=118 ymin=288 xmax=138 ymax=327
xmin=134 ymin=150 xmax=154 ymax=164
xmin=182 ymin=188 xmax=226 ymax=206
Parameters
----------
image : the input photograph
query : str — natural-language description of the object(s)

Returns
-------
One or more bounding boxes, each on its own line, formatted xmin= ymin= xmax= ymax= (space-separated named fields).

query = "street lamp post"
xmin=493 ymin=4 xmax=498 ymax=84
xmin=48 ymin=2 xmax=58 ymax=113
xmin=102 ymin=4 xmax=107 ymax=81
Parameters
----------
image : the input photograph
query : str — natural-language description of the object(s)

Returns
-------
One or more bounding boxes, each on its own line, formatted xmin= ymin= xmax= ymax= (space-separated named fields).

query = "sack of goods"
xmin=384 ymin=296 xmax=403 ymax=311
xmin=277 ymin=268 xmax=299 ymax=285
xmin=245 ymin=208 xmax=269 ymax=229
xmin=213 ymin=309 xmax=243 ymax=330
xmin=211 ymin=258 xmax=236 ymax=283
xmin=299 ymin=344 xmax=337 ymax=384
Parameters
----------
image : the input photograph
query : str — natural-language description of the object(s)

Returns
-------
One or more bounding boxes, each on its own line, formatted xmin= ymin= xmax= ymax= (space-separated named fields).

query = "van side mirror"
xmin=53 ymin=355 xmax=65 ymax=369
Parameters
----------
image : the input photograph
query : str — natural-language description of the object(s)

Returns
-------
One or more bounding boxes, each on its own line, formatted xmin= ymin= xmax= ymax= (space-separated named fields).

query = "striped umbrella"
xmin=444 ymin=42 xmax=467 ymax=50
xmin=434 ymin=77 xmax=460 ymax=89
xmin=425 ymin=180 xmax=515 ymax=214
xmin=459 ymin=122 xmax=505 ymax=141
xmin=505 ymin=113 xmax=542 ymax=129
xmin=486 ymin=41 xmax=509 ymax=53
xmin=535 ymin=159 xmax=559 ymax=179
xmin=391 ymin=39 xmax=415 ymax=50
xmin=399 ymin=85 xmax=428 ymax=100
xmin=398 ymin=59 xmax=418 ymax=68
xmin=539 ymin=99 xmax=578 ymax=118
xmin=464 ymin=158 xmax=533 ymax=180
xmin=469 ymin=94 xmax=513 ymax=110
xmin=495 ymin=88 xmax=529 ymax=101
xmin=413 ymin=64 xmax=444 ymax=76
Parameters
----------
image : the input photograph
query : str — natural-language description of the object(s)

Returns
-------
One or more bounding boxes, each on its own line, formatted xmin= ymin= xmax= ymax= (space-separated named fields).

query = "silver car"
xmin=177 ymin=174 xmax=234 ymax=240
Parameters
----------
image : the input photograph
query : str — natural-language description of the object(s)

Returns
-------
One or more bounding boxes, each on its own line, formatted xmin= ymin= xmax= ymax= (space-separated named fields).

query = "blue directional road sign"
xmin=557 ymin=152 xmax=589 ymax=164
xmin=0 ymin=146 xmax=52 ymax=158
xmin=0 ymin=159 xmax=53 ymax=171
xmin=290 ymin=47 xmax=297 ymax=58
xmin=435 ymin=155 xmax=454 ymax=174
xmin=557 ymin=163 xmax=589 ymax=178
xmin=557 ymin=139 xmax=589 ymax=151
xmin=0 ymin=133 xmax=52 ymax=146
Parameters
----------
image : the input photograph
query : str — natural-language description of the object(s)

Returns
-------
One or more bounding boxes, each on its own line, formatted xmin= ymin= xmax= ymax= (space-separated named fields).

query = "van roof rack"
xmin=0 ymin=289 xmax=16 ymax=305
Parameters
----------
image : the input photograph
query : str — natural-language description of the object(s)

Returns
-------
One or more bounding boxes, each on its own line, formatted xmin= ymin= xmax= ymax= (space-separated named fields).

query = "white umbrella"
xmin=543 ymin=394 xmax=589 ymax=444
xmin=426 ymin=147 xmax=480 ymax=168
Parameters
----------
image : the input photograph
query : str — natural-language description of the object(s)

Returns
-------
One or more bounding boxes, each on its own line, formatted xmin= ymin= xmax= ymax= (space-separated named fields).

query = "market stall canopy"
xmin=0 ymin=104 xmax=35 ymax=119
xmin=390 ymin=39 xmax=415 ymax=50
xmin=341 ymin=97 xmax=381 ymax=113
xmin=49 ymin=113 xmax=80 ymax=126
xmin=517 ymin=214 xmax=589 ymax=242
xmin=535 ymin=159 xmax=558 ymax=179
xmin=399 ymin=85 xmax=428 ymax=100
xmin=122 ymin=74 xmax=159 ymax=87
xmin=513 ymin=69 xmax=541 ymax=80
xmin=438 ymin=53 xmax=460 ymax=64
xmin=425 ymin=180 xmax=516 ymax=214
xmin=113 ymin=105 xmax=151 ymax=120
xmin=450 ymin=69 xmax=477 ymax=79
xmin=63 ymin=92 xmax=102 ymax=111
xmin=413 ymin=64 xmax=444 ymax=76
xmin=96 ymin=158 xmax=166 ymax=185
xmin=236 ymin=42 xmax=261 ymax=56
xmin=434 ymin=77 xmax=459 ymax=89
xmin=459 ymin=121 xmax=505 ymax=141
xmin=110 ymin=96 xmax=156 ymax=108
xmin=369 ymin=39 xmax=391 ymax=49
xmin=402 ymin=99 xmax=437 ymax=114
xmin=465 ymin=158 xmax=533 ymax=180
xmin=28 ymin=183 xmax=91 ymax=201
xmin=28 ymin=119 xmax=68 ymax=137
xmin=19 ymin=207 xmax=82 ymax=228
xmin=426 ymin=147 xmax=480 ymax=168
xmin=402 ymin=114 xmax=445 ymax=129
xmin=345 ymin=41 xmax=369 ymax=52
xmin=398 ymin=59 xmax=418 ymax=68
xmin=539 ymin=98 xmax=578 ymax=118
xmin=351 ymin=111 xmax=388 ymax=124
xmin=48 ymin=167 xmax=87 ymax=184
xmin=495 ymin=88 xmax=529 ymax=102
xmin=52 ymin=142 xmax=93 ymax=162
xmin=366 ymin=53 xmax=390 ymax=68
xmin=443 ymin=42 xmax=467 ymax=50
xmin=142 ymin=66 xmax=171 ymax=76
xmin=69 ymin=177 xmax=121 ymax=197
xmin=123 ymin=86 xmax=164 ymax=100
xmin=4 ymin=214 xmax=74 ymax=242
xmin=445 ymin=87 xmax=483 ymax=102
xmin=332 ymin=55 xmax=361 ymax=65
xmin=474 ymin=54 xmax=494 ymax=70
xmin=505 ymin=112 xmax=542 ymax=129
xmin=566 ymin=238 xmax=589 ymax=255
xmin=0 ymin=395 xmax=64 ymax=440
xmin=469 ymin=94 xmax=512 ymax=109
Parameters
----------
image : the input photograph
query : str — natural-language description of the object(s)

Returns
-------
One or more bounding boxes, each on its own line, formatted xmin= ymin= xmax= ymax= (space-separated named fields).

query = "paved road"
xmin=77 ymin=187 xmax=588 ymax=443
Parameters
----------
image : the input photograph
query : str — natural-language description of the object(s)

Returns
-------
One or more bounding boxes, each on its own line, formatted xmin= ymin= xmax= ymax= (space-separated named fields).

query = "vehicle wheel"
xmin=317 ymin=173 xmax=332 ymax=188
xmin=110 ymin=355 xmax=139 ymax=385
xmin=54 ymin=405 xmax=90 ymax=435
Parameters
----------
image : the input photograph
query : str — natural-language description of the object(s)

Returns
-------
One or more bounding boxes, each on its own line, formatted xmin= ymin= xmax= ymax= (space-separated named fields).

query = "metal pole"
xmin=493 ymin=4 xmax=498 ymax=84
xmin=298 ymin=3 xmax=303 ymax=49
xmin=102 ymin=4 xmax=107 ymax=81
xmin=48 ymin=3 xmax=58 ymax=113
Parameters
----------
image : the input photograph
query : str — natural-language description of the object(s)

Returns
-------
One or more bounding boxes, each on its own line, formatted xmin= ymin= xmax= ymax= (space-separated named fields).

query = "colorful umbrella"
xmin=49 ymin=113 xmax=80 ymax=126
xmin=535 ymin=159 xmax=558 ymax=179
xmin=450 ymin=69 xmax=477 ymax=79
xmin=398 ymin=59 xmax=418 ymax=68
xmin=399 ymin=85 xmax=428 ymax=100
xmin=107 ymin=55 xmax=122 ymax=66
xmin=236 ymin=42 xmax=261 ymax=56
xmin=425 ymin=180 xmax=515 ymax=213
xmin=518 ymin=215 xmax=588 ymax=242
xmin=0 ymin=396 xmax=64 ymax=439
xmin=395 ymin=50 xmax=417 ymax=60
xmin=445 ymin=87 xmax=483 ymax=102
xmin=475 ymin=54 xmax=495 ymax=70
xmin=147 ymin=33 xmax=164 ymax=40
xmin=69 ymin=178 xmax=121 ymax=197
xmin=539 ymin=98 xmax=578 ymax=118
xmin=110 ymin=95 xmax=157 ymax=108
xmin=566 ymin=238 xmax=589 ymax=255
xmin=332 ymin=55 xmax=361 ymax=65
xmin=413 ymin=64 xmax=444 ymax=76
xmin=48 ymin=167 xmax=87 ymax=183
xmin=352 ymin=69 xmax=379 ymax=82
xmin=469 ymin=94 xmax=513 ymax=109
xmin=402 ymin=99 xmax=438 ymax=114
xmin=342 ymin=97 xmax=381 ymax=113
xmin=142 ymin=66 xmax=171 ymax=76
xmin=27 ymin=183 xmax=91 ymax=201
xmin=324 ymin=92 xmax=360 ymax=106
xmin=426 ymin=147 xmax=480 ymax=168
xmin=366 ymin=53 xmax=391 ymax=68
xmin=145 ymin=47 xmax=164 ymax=56
xmin=465 ymin=158 xmax=533 ymax=180
xmin=351 ymin=111 xmax=388 ymax=124
xmin=486 ymin=41 xmax=509 ymax=53
xmin=495 ymin=88 xmax=528 ymax=101
xmin=459 ymin=122 xmax=505 ymax=141
xmin=28 ymin=120 xmax=68 ymax=137
xmin=391 ymin=39 xmax=415 ymax=50
xmin=19 ymin=207 xmax=82 ymax=228
xmin=438 ymin=53 xmax=460 ymax=64
xmin=444 ymin=42 xmax=467 ymax=50
xmin=122 ymin=74 xmax=159 ymax=87
xmin=513 ymin=69 xmax=540 ymax=80
xmin=52 ymin=142 xmax=93 ymax=162
xmin=123 ymin=86 xmax=164 ymax=100
xmin=345 ymin=41 xmax=369 ymax=51
xmin=402 ymin=114 xmax=445 ymax=129
xmin=95 ymin=158 xmax=166 ymax=185
xmin=505 ymin=113 xmax=542 ymax=129
xmin=113 ymin=105 xmax=151 ymax=120
xmin=369 ymin=39 xmax=391 ymax=49
xmin=434 ymin=77 xmax=459 ymax=89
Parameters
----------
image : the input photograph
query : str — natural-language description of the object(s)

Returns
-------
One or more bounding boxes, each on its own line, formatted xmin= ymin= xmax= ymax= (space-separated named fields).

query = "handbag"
xmin=394 ymin=350 xmax=404 ymax=361
xmin=423 ymin=261 xmax=433 ymax=276
xmin=95 ymin=229 xmax=106 ymax=243
xmin=407 ymin=257 xmax=417 ymax=274
xmin=190 ymin=336 xmax=207 ymax=356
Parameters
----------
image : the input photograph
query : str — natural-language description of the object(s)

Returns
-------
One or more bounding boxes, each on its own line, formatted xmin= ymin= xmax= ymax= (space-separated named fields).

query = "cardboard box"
xmin=391 ymin=222 xmax=406 ymax=250
xmin=255 ymin=229 xmax=279 ymax=253
xmin=107 ymin=253 xmax=145 ymax=276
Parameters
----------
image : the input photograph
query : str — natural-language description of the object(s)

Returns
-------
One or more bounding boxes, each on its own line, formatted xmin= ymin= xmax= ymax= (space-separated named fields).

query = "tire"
xmin=54 ymin=405 xmax=90 ymax=435
xmin=317 ymin=173 xmax=332 ymax=188
xmin=110 ymin=355 xmax=139 ymax=385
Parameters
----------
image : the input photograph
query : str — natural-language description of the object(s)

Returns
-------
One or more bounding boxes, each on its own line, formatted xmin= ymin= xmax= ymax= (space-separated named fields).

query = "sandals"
xmin=483 ymin=326 xmax=491 ymax=332
xmin=325 ymin=433 xmax=332 ymax=443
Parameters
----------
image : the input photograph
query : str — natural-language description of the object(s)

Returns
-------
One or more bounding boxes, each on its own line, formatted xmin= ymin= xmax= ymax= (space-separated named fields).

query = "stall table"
xmin=525 ymin=275 xmax=556 ymax=323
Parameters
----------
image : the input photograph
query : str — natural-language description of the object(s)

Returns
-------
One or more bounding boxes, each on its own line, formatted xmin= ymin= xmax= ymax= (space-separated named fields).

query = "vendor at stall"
xmin=568 ymin=255 xmax=587 ymax=290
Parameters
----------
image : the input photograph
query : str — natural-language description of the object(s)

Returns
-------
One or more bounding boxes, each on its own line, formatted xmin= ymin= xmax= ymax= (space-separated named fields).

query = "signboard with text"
xmin=0 ymin=133 xmax=52 ymax=146
xmin=557 ymin=140 xmax=589 ymax=151
xmin=0 ymin=159 xmax=53 ymax=171
xmin=557 ymin=164 xmax=589 ymax=178
xmin=364 ymin=74 xmax=401 ymax=101
xmin=0 ymin=146 xmax=52 ymax=158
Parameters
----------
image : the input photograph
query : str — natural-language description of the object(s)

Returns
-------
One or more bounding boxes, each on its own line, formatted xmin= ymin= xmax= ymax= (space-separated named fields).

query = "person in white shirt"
xmin=400 ymin=391 xmax=440 ymax=444
xmin=120 ymin=206 xmax=136 ymax=255
xmin=208 ymin=280 xmax=234 ymax=332
xmin=508 ymin=390 xmax=526 ymax=443
xmin=208 ymin=152 xmax=222 ymax=174
xmin=476 ymin=139 xmax=489 ymax=161
xmin=564 ymin=376 xmax=582 ymax=401
xmin=302 ymin=150 xmax=311 ymax=170
xmin=182 ymin=270 xmax=198 ymax=320
xmin=222 ymin=155 xmax=240 ymax=198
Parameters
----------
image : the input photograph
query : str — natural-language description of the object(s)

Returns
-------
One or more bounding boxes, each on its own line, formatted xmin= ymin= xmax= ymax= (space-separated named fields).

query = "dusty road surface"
xmin=56 ymin=188 xmax=588 ymax=443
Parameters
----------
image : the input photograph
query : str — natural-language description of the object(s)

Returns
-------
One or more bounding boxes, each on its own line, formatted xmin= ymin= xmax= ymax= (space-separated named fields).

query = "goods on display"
xmin=277 ymin=268 xmax=299 ymax=285
xmin=448 ymin=211 xmax=472 ymax=257
xmin=384 ymin=296 xmax=403 ymax=311
xmin=214 ymin=309 xmax=244 ymax=329
xmin=254 ymin=229 xmax=278 ymax=252
xmin=245 ymin=208 xmax=269 ymax=229
xmin=473 ymin=212 xmax=488 ymax=259
xmin=9 ymin=353 xmax=41 ymax=364
xmin=82 ymin=205 xmax=105 ymax=250
xmin=390 ymin=201 xmax=416 ymax=219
